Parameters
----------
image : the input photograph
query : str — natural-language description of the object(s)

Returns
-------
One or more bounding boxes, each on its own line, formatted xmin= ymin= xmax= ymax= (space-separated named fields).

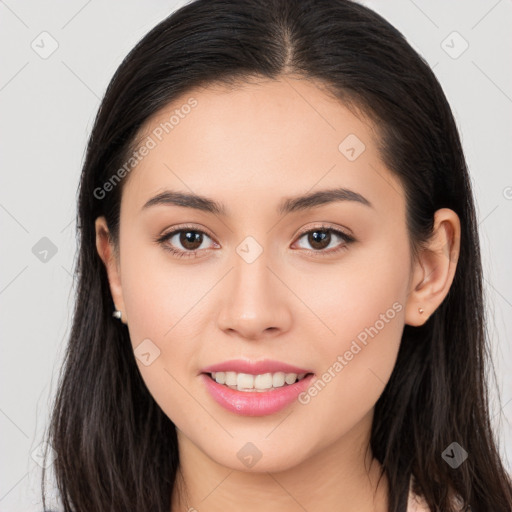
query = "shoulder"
xmin=406 ymin=475 xmax=466 ymax=512
xmin=406 ymin=474 xmax=431 ymax=512
xmin=407 ymin=483 xmax=431 ymax=512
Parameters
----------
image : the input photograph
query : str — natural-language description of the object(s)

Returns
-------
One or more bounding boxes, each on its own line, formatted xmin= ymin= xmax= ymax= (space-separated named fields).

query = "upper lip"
xmin=201 ymin=359 xmax=313 ymax=375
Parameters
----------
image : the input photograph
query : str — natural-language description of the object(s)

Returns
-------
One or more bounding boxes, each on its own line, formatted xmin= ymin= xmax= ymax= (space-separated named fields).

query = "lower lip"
xmin=201 ymin=373 xmax=315 ymax=416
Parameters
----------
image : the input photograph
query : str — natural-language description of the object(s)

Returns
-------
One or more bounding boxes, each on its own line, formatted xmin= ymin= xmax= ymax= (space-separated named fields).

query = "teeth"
xmin=284 ymin=373 xmax=297 ymax=385
xmin=225 ymin=371 xmax=237 ymax=386
xmin=214 ymin=372 xmax=226 ymax=385
xmin=272 ymin=372 xmax=285 ymax=387
xmin=254 ymin=373 xmax=273 ymax=390
xmin=237 ymin=373 xmax=254 ymax=390
xmin=211 ymin=371 xmax=309 ymax=391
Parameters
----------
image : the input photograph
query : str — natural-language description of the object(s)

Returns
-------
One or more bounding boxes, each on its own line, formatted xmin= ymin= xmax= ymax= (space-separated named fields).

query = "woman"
xmin=41 ymin=0 xmax=512 ymax=510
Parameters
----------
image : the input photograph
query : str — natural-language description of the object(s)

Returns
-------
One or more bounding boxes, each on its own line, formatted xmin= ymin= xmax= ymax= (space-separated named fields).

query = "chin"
xmin=203 ymin=440 xmax=312 ymax=474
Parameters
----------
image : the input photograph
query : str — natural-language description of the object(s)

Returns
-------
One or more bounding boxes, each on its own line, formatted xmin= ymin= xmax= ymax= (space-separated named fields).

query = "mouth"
xmin=205 ymin=371 xmax=313 ymax=392
xmin=200 ymin=364 xmax=316 ymax=416
xmin=200 ymin=359 xmax=316 ymax=416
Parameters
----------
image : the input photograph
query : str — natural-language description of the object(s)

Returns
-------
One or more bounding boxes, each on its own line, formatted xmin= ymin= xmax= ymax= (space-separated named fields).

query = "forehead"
xmin=120 ymin=77 xmax=404 ymax=219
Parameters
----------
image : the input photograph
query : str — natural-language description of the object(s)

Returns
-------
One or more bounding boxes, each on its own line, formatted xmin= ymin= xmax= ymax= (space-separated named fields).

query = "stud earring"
xmin=418 ymin=307 xmax=424 ymax=314
xmin=112 ymin=309 xmax=122 ymax=320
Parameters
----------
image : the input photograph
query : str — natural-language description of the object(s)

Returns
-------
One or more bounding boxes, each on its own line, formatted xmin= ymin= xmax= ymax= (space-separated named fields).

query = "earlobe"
xmin=404 ymin=208 xmax=461 ymax=327
xmin=95 ymin=216 xmax=128 ymax=324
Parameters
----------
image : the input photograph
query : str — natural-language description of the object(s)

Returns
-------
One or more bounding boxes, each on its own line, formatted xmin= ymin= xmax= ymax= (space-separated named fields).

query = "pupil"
xmin=181 ymin=231 xmax=202 ymax=250
xmin=310 ymin=230 xmax=330 ymax=249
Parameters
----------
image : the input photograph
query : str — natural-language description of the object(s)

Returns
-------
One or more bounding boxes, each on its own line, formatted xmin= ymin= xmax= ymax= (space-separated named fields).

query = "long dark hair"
xmin=41 ymin=0 xmax=512 ymax=510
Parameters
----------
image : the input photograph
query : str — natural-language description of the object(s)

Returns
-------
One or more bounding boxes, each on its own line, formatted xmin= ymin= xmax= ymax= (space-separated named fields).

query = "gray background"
xmin=1 ymin=0 xmax=511 ymax=510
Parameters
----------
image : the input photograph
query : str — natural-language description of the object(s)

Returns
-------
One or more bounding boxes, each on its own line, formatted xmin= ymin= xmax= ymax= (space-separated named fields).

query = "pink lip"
xmin=201 ymin=373 xmax=315 ymax=416
xmin=201 ymin=359 xmax=312 ymax=375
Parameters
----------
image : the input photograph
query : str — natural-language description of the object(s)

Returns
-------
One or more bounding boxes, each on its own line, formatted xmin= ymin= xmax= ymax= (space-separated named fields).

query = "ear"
xmin=95 ymin=216 xmax=128 ymax=325
xmin=405 ymin=208 xmax=461 ymax=326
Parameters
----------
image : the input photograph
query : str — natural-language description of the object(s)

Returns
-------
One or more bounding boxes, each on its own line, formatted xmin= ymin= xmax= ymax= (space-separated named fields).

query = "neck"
xmin=171 ymin=411 xmax=389 ymax=512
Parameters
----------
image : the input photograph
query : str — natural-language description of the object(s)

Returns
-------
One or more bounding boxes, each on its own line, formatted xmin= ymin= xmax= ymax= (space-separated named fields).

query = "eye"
xmin=293 ymin=224 xmax=355 ymax=256
xmin=156 ymin=224 xmax=217 ymax=259
xmin=156 ymin=223 xmax=355 ymax=259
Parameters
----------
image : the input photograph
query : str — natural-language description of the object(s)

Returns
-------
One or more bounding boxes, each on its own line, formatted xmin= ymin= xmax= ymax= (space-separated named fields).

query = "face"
xmin=98 ymin=76 xmax=416 ymax=472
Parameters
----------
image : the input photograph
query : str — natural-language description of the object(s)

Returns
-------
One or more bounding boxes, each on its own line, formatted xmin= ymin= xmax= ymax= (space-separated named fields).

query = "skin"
xmin=95 ymin=76 xmax=460 ymax=511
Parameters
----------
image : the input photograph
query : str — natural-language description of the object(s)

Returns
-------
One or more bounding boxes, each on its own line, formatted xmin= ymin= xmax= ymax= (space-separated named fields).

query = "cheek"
xmin=119 ymin=245 xmax=216 ymax=424
xmin=296 ymin=235 xmax=408 ymax=349
xmin=121 ymin=269 xmax=204 ymax=429
xmin=291 ymin=282 xmax=406 ymax=451
xmin=120 ymin=233 xmax=212 ymax=347
xmin=292 ymin=233 xmax=408 ymax=408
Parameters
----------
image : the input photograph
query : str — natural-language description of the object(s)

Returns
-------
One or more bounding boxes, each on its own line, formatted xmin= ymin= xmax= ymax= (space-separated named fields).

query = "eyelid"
xmin=295 ymin=222 xmax=354 ymax=239
xmin=159 ymin=223 xmax=217 ymax=242
xmin=156 ymin=222 xmax=355 ymax=257
xmin=160 ymin=222 xmax=353 ymax=241
xmin=292 ymin=224 xmax=355 ymax=256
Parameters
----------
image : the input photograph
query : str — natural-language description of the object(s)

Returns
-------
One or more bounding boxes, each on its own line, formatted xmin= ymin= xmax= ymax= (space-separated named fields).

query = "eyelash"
xmin=156 ymin=223 xmax=356 ymax=259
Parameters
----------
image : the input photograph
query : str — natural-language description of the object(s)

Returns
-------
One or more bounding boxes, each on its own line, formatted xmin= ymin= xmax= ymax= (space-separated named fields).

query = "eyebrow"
xmin=141 ymin=187 xmax=373 ymax=216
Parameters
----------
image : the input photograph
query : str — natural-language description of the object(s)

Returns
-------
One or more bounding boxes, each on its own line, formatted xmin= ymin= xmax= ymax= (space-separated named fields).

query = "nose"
xmin=216 ymin=252 xmax=293 ymax=341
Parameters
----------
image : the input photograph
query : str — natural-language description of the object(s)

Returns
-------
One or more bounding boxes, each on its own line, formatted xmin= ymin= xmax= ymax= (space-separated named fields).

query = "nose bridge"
xmin=216 ymin=240 xmax=291 ymax=338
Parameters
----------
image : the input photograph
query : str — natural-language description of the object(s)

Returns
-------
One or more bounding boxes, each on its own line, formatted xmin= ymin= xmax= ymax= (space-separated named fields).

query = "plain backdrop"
xmin=1 ymin=1 xmax=511 ymax=510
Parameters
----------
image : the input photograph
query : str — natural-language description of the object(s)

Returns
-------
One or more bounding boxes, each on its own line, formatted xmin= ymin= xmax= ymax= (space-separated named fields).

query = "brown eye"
xmin=157 ymin=226 xmax=216 ymax=259
xmin=294 ymin=226 xmax=355 ymax=256
xmin=177 ymin=230 xmax=204 ymax=251
xmin=305 ymin=229 xmax=331 ymax=250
